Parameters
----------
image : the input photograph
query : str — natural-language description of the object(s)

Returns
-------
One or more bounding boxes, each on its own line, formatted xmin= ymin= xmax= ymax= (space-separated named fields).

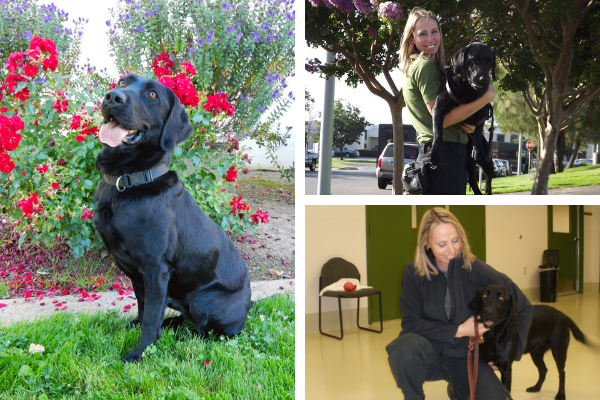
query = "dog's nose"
xmin=104 ymin=90 xmax=126 ymax=105
xmin=483 ymin=308 xmax=494 ymax=318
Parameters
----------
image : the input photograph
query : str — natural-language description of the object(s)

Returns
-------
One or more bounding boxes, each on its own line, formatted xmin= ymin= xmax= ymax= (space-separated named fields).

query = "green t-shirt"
xmin=403 ymin=57 xmax=467 ymax=144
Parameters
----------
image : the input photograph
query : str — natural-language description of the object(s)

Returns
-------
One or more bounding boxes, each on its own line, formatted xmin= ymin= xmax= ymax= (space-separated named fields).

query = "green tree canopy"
xmin=332 ymin=99 xmax=369 ymax=158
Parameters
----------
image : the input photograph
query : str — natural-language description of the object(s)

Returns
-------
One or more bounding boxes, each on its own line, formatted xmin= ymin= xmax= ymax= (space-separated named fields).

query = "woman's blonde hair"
xmin=414 ymin=207 xmax=475 ymax=279
xmin=398 ymin=7 xmax=445 ymax=74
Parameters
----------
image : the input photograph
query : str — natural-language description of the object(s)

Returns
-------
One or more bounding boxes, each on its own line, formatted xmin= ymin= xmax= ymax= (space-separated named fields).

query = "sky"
xmin=303 ymin=41 xmax=412 ymax=127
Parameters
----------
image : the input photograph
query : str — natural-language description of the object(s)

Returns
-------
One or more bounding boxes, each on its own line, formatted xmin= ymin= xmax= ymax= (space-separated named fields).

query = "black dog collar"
xmin=103 ymin=163 xmax=170 ymax=192
xmin=446 ymin=79 xmax=462 ymax=104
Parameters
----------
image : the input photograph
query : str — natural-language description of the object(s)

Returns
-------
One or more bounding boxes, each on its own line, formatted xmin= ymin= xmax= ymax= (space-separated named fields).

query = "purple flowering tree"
xmin=306 ymin=0 xmax=485 ymax=194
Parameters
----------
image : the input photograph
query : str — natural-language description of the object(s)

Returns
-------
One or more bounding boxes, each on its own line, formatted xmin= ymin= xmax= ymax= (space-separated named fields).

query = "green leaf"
xmin=36 ymin=153 xmax=49 ymax=160
xmin=15 ymin=81 xmax=27 ymax=93
xmin=174 ymin=147 xmax=183 ymax=157
xmin=73 ymin=245 xmax=84 ymax=258
xmin=18 ymin=365 xmax=32 ymax=377
xmin=83 ymin=179 xmax=93 ymax=190
xmin=25 ymin=102 xmax=36 ymax=116
xmin=197 ymin=147 xmax=207 ymax=156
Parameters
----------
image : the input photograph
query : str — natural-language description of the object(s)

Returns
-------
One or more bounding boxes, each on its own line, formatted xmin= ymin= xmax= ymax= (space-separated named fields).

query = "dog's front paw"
xmin=121 ymin=352 xmax=141 ymax=363
xmin=471 ymin=146 xmax=480 ymax=161
xmin=429 ymin=148 xmax=441 ymax=166
xmin=126 ymin=318 xmax=141 ymax=329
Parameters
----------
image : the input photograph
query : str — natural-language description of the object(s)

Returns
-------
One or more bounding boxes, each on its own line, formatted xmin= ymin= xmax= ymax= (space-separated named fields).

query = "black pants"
xmin=418 ymin=142 xmax=467 ymax=195
xmin=386 ymin=332 xmax=511 ymax=400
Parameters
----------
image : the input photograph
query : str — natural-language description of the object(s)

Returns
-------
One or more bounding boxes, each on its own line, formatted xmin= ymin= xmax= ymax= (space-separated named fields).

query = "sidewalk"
xmin=0 ymin=279 xmax=294 ymax=326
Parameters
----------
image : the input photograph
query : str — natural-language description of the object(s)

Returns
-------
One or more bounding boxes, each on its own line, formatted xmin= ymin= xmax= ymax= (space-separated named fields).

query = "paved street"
xmin=305 ymin=159 xmax=391 ymax=195
xmin=305 ymin=159 xmax=600 ymax=195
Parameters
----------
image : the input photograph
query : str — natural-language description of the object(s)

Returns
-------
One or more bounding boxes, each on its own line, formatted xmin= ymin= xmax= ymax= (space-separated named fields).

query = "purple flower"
xmin=227 ymin=26 xmax=232 ymax=34
xmin=368 ymin=27 xmax=378 ymax=37
xmin=354 ymin=0 xmax=374 ymax=15
xmin=263 ymin=22 xmax=268 ymax=31
xmin=308 ymin=0 xmax=322 ymax=6
xmin=322 ymin=0 xmax=354 ymax=12
xmin=378 ymin=2 xmax=403 ymax=23
xmin=236 ymin=32 xmax=243 ymax=42
xmin=198 ymin=38 xmax=204 ymax=45
xmin=106 ymin=20 xmax=111 ymax=27
xmin=271 ymin=90 xmax=279 ymax=98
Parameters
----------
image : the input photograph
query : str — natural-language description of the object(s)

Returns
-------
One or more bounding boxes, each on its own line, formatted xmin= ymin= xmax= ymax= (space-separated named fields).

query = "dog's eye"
xmin=499 ymin=296 xmax=505 ymax=301
xmin=482 ymin=294 xmax=487 ymax=299
xmin=149 ymin=91 xmax=157 ymax=99
xmin=119 ymin=81 xmax=125 ymax=87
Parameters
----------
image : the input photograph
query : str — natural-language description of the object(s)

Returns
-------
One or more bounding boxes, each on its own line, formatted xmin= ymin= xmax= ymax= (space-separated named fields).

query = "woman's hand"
xmin=458 ymin=122 xmax=476 ymax=134
xmin=455 ymin=316 xmax=490 ymax=338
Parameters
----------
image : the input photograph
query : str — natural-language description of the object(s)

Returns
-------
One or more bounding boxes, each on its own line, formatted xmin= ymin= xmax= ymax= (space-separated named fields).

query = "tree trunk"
xmin=566 ymin=140 xmax=581 ymax=168
xmin=555 ymin=130 xmax=565 ymax=173
xmin=531 ymin=120 xmax=560 ymax=194
xmin=389 ymin=97 xmax=405 ymax=195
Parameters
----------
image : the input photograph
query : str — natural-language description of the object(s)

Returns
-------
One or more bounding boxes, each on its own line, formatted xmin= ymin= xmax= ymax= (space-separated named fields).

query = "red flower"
xmin=51 ymin=182 xmax=60 ymax=190
xmin=19 ymin=192 xmax=43 ymax=218
xmin=229 ymin=196 xmax=249 ymax=216
xmin=158 ymin=73 xmax=199 ymax=107
xmin=53 ymin=98 xmax=68 ymax=113
xmin=42 ymin=54 xmax=58 ymax=72
xmin=181 ymin=62 xmax=197 ymax=76
xmin=203 ymin=93 xmax=235 ymax=116
xmin=75 ymin=135 xmax=85 ymax=143
xmin=81 ymin=210 xmax=93 ymax=220
xmin=250 ymin=208 xmax=270 ymax=224
xmin=203 ymin=360 xmax=209 ymax=368
xmin=225 ymin=165 xmax=237 ymax=182
xmin=71 ymin=115 xmax=82 ymax=129
xmin=36 ymin=164 xmax=48 ymax=174
xmin=24 ymin=64 xmax=38 ymax=78
xmin=14 ymin=86 xmax=30 ymax=102
xmin=151 ymin=52 xmax=174 ymax=78
xmin=0 ymin=155 xmax=15 ymax=173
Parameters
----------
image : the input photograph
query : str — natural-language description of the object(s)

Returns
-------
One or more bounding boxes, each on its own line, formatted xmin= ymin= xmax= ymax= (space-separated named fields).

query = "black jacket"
xmin=400 ymin=253 xmax=532 ymax=359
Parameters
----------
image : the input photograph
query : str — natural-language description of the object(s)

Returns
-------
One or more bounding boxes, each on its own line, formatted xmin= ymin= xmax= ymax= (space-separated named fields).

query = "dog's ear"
xmin=491 ymin=50 xmax=497 ymax=80
xmin=452 ymin=47 xmax=466 ymax=79
xmin=508 ymin=292 xmax=518 ymax=325
xmin=161 ymin=93 xmax=193 ymax=152
xmin=469 ymin=289 xmax=479 ymax=314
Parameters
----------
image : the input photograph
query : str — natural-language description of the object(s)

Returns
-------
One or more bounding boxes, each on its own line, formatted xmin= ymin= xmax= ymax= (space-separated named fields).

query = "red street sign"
xmin=526 ymin=141 xmax=534 ymax=150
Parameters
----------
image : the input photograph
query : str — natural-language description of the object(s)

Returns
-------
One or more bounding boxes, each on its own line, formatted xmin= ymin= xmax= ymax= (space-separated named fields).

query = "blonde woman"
xmin=386 ymin=208 xmax=532 ymax=399
xmin=399 ymin=8 xmax=495 ymax=194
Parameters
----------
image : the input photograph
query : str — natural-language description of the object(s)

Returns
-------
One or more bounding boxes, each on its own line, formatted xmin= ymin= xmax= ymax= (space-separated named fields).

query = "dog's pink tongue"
xmin=99 ymin=121 xmax=128 ymax=147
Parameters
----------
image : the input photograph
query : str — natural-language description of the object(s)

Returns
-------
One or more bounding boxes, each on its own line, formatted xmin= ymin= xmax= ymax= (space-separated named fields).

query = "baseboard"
xmin=306 ymin=306 xmax=371 ymax=335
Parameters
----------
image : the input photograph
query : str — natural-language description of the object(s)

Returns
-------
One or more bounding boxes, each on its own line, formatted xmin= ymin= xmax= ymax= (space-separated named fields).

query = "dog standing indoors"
xmin=93 ymin=74 xmax=252 ymax=363
xmin=472 ymin=284 xmax=591 ymax=400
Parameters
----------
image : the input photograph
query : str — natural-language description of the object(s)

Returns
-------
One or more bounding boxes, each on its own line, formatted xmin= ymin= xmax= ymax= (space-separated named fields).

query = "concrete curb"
xmin=0 ymin=279 xmax=294 ymax=326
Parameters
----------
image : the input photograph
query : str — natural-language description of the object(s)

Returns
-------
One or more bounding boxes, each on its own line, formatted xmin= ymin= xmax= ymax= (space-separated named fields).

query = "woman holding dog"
xmin=386 ymin=208 xmax=532 ymax=399
xmin=399 ymin=8 xmax=496 ymax=195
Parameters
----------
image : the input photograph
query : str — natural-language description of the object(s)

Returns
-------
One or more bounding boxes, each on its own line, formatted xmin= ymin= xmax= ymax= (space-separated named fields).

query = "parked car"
xmin=376 ymin=142 xmax=419 ymax=189
xmin=493 ymin=159 xmax=507 ymax=177
xmin=333 ymin=147 xmax=360 ymax=157
xmin=305 ymin=149 xmax=318 ymax=171
xmin=498 ymin=159 xmax=511 ymax=176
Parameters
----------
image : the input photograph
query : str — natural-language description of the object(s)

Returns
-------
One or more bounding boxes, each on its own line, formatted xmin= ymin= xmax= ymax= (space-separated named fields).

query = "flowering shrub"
xmin=0 ymin=36 xmax=267 ymax=258
xmin=106 ymin=0 xmax=295 ymax=179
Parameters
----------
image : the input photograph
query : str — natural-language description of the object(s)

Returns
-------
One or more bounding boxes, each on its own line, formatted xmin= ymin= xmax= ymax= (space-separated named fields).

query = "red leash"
xmin=467 ymin=317 xmax=484 ymax=400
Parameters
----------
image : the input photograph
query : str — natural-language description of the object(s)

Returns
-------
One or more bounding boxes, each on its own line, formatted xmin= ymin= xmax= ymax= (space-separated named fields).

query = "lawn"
xmin=467 ymin=164 xmax=600 ymax=194
xmin=0 ymin=295 xmax=294 ymax=400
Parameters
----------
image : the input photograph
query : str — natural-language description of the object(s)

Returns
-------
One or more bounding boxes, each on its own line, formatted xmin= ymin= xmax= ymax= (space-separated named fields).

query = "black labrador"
xmin=430 ymin=42 xmax=496 ymax=195
xmin=471 ymin=284 xmax=589 ymax=400
xmin=94 ymin=74 xmax=252 ymax=363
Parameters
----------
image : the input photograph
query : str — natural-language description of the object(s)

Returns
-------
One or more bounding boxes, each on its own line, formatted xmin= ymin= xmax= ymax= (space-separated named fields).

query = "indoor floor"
xmin=305 ymin=292 xmax=600 ymax=399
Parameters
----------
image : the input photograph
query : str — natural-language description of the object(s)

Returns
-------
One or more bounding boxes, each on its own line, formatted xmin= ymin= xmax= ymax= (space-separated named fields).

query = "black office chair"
xmin=319 ymin=257 xmax=383 ymax=340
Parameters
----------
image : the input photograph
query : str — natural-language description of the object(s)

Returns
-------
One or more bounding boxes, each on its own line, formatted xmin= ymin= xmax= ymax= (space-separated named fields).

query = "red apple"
xmin=344 ymin=282 xmax=357 ymax=292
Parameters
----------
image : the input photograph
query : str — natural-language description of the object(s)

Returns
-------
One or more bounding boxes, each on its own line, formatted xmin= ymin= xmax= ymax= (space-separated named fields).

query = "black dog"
xmin=472 ymin=284 xmax=589 ymax=400
xmin=93 ymin=74 xmax=252 ymax=363
xmin=431 ymin=42 xmax=496 ymax=195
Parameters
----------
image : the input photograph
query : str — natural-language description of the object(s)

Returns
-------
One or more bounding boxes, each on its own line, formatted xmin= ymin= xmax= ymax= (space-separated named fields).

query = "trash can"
xmin=539 ymin=266 xmax=559 ymax=302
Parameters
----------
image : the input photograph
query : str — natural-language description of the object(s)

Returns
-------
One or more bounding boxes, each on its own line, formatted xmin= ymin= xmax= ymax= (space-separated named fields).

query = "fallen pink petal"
xmin=203 ymin=360 xmax=210 ymax=368
xmin=117 ymin=296 xmax=123 ymax=301
xmin=0 ymin=303 xmax=7 ymax=308
xmin=39 ymin=302 xmax=45 ymax=306
xmin=60 ymin=305 xmax=67 ymax=310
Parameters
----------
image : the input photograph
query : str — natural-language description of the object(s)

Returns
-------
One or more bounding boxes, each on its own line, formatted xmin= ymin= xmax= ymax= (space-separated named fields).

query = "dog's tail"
xmin=566 ymin=317 xmax=589 ymax=346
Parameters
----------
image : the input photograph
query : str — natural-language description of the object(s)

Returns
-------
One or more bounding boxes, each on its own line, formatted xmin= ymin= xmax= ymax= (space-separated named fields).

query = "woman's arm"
xmin=426 ymin=84 xmax=496 ymax=128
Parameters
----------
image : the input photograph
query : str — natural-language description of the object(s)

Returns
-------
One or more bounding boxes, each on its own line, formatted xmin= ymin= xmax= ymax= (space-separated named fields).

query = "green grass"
xmin=467 ymin=164 xmax=600 ymax=194
xmin=245 ymin=180 xmax=294 ymax=192
xmin=0 ymin=295 xmax=294 ymax=399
